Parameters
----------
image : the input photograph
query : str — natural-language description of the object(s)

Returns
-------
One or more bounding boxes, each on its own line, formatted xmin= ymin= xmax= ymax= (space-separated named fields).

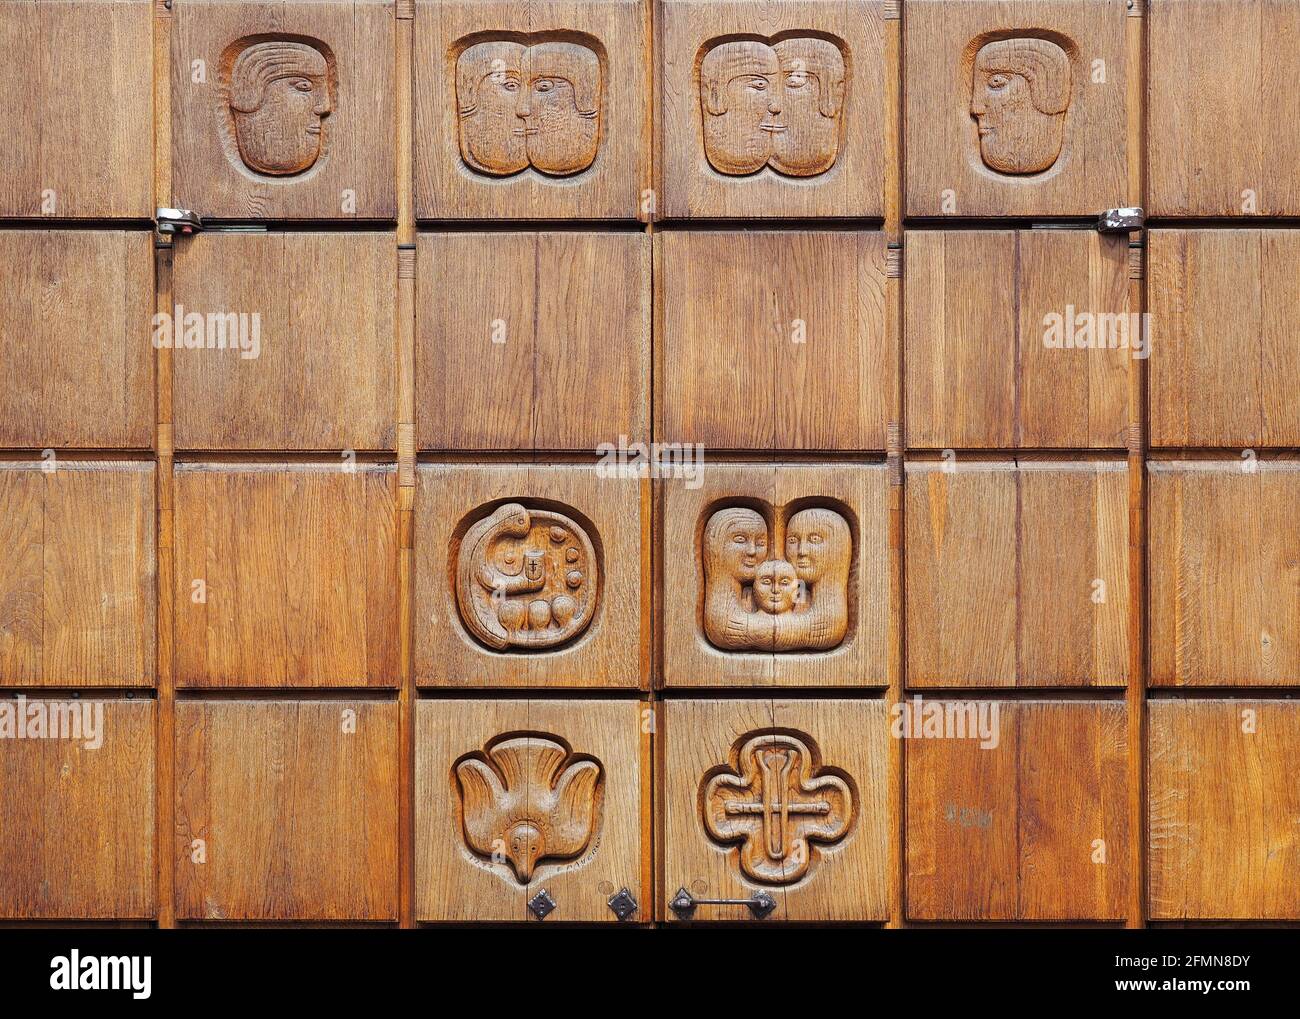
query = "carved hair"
xmin=699 ymin=40 xmax=779 ymax=116
xmin=456 ymin=40 xmax=527 ymax=116
xmin=974 ymin=38 xmax=1071 ymax=115
xmin=772 ymin=37 xmax=846 ymax=119
xmin=527 ymin=41 xmax=601 ymax=117
xmin=229 ymin=41 xmax=328 ymax=113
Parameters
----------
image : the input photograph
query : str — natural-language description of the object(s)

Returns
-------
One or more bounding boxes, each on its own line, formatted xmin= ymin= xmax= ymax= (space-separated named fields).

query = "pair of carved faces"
xmin=227 ymin=40 xmax=334 ymax=176
xmin=456 ymin=38 xmax=601 ymax=177
xmin=970 ymin=37 xmax=1072 ymax=174
xmin=699 ymin=37 xmax=847 ymax=178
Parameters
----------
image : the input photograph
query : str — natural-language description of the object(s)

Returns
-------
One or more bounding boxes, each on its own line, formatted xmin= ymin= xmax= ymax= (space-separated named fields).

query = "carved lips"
xmin=456 ymin=36 xmax=602 ymax=177
xmin=699 ymin=36 xmax=848 ymax=178
xmin=703 ymin=732 xmax=854 ymax=885
xmin=455 ymin=734 xmax=603 ymax=884
xmin=970 ymin=37 xmax=1072 ymax=175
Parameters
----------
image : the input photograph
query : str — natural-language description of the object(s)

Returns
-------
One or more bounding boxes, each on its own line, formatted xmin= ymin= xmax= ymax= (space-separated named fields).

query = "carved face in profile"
xmin=456 ymin=38 xmax=601 ymax=177
xmin=770 ymin=38 xmax=846 ymax=177
xmin=754 ymin=559 xmax=800 ymax=615
xmin=699 ymin=41 xmax=784 ymax=175
xmin=970 ymin=37 xmax=1071 ymax=175
xmin=228 ymin=41 xmax=333 ymax=176
xmin=704 ymin=507 xmax=769 ymax=584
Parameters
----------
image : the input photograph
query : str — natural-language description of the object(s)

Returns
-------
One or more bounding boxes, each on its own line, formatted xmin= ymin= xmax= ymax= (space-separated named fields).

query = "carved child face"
xmin=457 ymin=41 xmax=530 ymax=175
xmin=229 ymin=42 xmax=333 ymax=176
xmin=515 ymin=42 xmax=601 ymax=175
xmin=770 ymin=39 xmax=846 ymax=177
xmin=707 ymin=507 xmax=769 ymax=583
xmin=970 ymin=38 xmax=1071 ymax=175
xmin=700 ymin=41 xmax=784 ymax=175
xmin=786 ymin=508 xmax=850 ymax=584
xmin=754 ymin=559 xmax=799 ymax=614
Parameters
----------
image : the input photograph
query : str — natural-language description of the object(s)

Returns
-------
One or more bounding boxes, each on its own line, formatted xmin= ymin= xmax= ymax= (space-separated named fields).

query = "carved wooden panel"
xmin=0 ymin=0 xmax=152 ymax=218
xmin=905 ymin=230 xmax=1131 ymax=449
xmin=0 ymin=462 xmax=155 ymax=687
xmin=171 ymin=232 xmax=396 ymax=450
xmin=660 ymin=699 xmax=887 ymax=922
xmin=416 ymin=232 xmax=650 ymax=450
xmin=658 ymin=231 xmax=891 ymax=451
xmin=0 ymin=697 xmax=155 ymax=919
xmin=1149 ymin=0 xmax=1300 ymax=217
xmin=904 ymin=0 xmax=1127 ymax=218
xmin=174 ymin=700 xmax=399 ymax=920
xmin=415 ymin=699 xmax=646 ymax=922
xmin=907 ymin=701 xmax=1129 ymax=921
xmin=171 ymin=0 xmax=396 ymax=220
xmin=415 ymin=465 xmax=646 ymax=688
xmin=172 ymin=463 xmax=399 ymax=687
xmin=1149 ymin=462 xmax=1300 ymax=687
xmin=906 ymin=461 xmax=1129 ymax=687
xmin=657 ymin=0 xmax=885 ymax=219
xmin=1149 ymin=699 xmax=1300 ymax=920
xmin=0 ymin=230 xmax=154 ymax=449
xmin=414 ymin=0 xmax=647 ymax=220
xmin=1149 ymin=230 xmax=1300 ymax=449
xmin=661 ymin=464 xmax=888 ymax=688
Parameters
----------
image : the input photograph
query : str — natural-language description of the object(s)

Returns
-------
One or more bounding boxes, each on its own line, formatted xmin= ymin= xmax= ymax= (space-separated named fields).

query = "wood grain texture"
xmin=0 ymin=698 xmax=155 ymax=919
xmin=905 ymin=461 xmax=1129 ymax=687
xmin=1149 ymin=230 xmax=1300 ymax=448
xmin=904 ymin=0 xmax=1127 ymax=218
xmin=0 ymin=462 xmax=156 ymax=687
xmin=906 ymin=700 xmax=1128 ymax=921
xmin=416 ymin=232 xmax=650 ymax=450
xmin=660 ymin=464 xmax=889 ymax=688
xmin=905 ymin=230 xmax=1130 ymax=449
xmin=660 ymin=699 xmax=888 ymax=922
xmin=656 ymin=0 xmax=885 ymax=219
xmin=0 ymin=0 xmax=153 ymax=218
xmin=414 ymin=464 xmax=646 ymax=687
xmin=1148 ymin=461 xmax=1300 ymax=686
xmin=173 ymin=699 xmax=398 ymax=920
xmin=172 ymin=463 xmax=399 ymax=687
xmin=658 ymin=230 xmax=891 ymax=450
xmin=171 ymin=0 xmax=396 ymax=220
xmin=1149 ymin=699 xmax=1300 ymax=920
xmin=171 ymin=232 xmax=396 ymax=450
xmin=415 ymin=699 xmax=645 ymax=922
xmin=0 ymin=230 xmax=154 ymax=449
xmin=414 ymin=0 xmax=647 ymax=220
xmin=1148 ymin=0 xmax=1300 ymax=217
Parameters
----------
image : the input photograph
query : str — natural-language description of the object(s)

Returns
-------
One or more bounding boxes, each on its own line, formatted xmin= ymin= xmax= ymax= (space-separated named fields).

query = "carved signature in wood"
xmin=455 ymin=733 xmax=602 ymax=883
xmin=455 ymin=502 xmax=599 ymax=651
xmin=456 ymin=36 xmax=601 ymax=177
xmin=703 ymin=731 xmax=853 ymax=884
xmin=222 ymin=38 xmax=335 ymax=177
xmin=703 ymin=505 xmax=850 ymax=652
xmin=699 ymin=36 xmax=848 ymax=178
xmin=970 ymin=37 xmax=1071 ymax=175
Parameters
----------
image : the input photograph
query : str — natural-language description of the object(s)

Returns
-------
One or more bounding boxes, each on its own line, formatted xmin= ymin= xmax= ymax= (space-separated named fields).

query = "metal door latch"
xmin=527 ymin=889 xmax=556 ymax=921
xmin=669 ymin=887 xmax=777 ymax=921
xmin=1096 ymin=207 xmax=1144 ymax=233
xmin=607 ymin=887 xmax=639 ymax=921
xmin=156 ymin=207 xmax=203 ymax=235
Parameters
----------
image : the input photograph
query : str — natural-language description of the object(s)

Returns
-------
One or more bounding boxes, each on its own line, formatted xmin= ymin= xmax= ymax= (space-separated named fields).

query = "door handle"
xmin=669 ymin=887 xmax=777 ymax=921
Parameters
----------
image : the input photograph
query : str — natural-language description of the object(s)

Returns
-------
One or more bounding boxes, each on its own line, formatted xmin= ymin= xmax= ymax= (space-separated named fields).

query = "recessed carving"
xmin=703 ymin=504 xmax=851 ymax=652
xmin=455 ymin=35 xmax=602 ymax=178
xmin=221 ymin=36 xmax=336 ymax=177
xmin=698 ymin=35 xmax=848 ymax=178
xmin=454 ymin=733 xmax=602 ymax=883
xmin=970 ymin=36 xmax=1071 ymax=175
xmin=455 ymin=501 xmax=599 ymax=651
xmin=702 ymin=731 xmax=854 ymax=885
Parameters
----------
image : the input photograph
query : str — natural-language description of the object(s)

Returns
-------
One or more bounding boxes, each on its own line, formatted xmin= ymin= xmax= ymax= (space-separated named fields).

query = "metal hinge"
xmin=156 ymin=207 xmax=203 ymax=236
xmin=669 ymin=887 xmax=777 ymax=921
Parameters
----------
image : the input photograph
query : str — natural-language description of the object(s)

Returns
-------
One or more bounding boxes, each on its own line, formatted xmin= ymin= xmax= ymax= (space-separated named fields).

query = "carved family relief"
xmin=699 ymin=35 xmax=848 ymax=177
xmin=970 ymin=36 xmax=1072 ymax=175
xmin=703 ymin=505 xmax=851 ymax=652
xmin=456 ymin=35 xmax=602 ymax=177
xmin=455 ymin=502 xmax=599 ymax=651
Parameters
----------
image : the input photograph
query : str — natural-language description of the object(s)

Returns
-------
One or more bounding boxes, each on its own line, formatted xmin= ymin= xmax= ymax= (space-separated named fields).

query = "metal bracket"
xmin=1096 ymin=206 xmax=1144 ymax=234
xmin=527 ymin=888 xmax=556 ymax=921
xmin=607 ymin=887 xmax=639 ymax=921
xmin=669 ymin=887 xmax=777 ymax=921
xmin=156 ymin=207 xmax=203 ymax=236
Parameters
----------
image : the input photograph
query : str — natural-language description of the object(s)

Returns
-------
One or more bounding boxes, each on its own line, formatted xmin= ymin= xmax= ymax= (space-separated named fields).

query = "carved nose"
xmin=507 ymin=821 xmax=542 ymax=882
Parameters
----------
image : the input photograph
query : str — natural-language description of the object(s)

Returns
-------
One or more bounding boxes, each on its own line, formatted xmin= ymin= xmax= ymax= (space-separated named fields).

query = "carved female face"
xmin=229 ymin=41 xmax=333 ymax=176
xmin=754 ymin=559 xmax=799 ymax=614
xmin=970 ymin=38 xmax=1071 ymax=175
xmin=770 ymin=39 xmax=845 ymax=178
xmin=706 ymin=507 xmax=769 ymax=583
xmin=786 ymin=508 xmax=849 ymax=583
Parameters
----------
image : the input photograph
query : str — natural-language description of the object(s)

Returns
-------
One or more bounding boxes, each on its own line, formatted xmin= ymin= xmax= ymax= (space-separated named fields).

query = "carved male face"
xmin=786 ymin=508 xmax=849 ymax=584
xmin=770 ymin=38 xmax=846 ymax=177
xmin=706 ymin=507 xmax=769 ymax=583
xmin=229 ymin=41 xmax=333 ymax=176
xmin=515 ymin=42 xmax=601 ymax=175
xmin=700 ymin=41 xmax=784 ymax=175
xmin=457 ymin=41 xmax=530 ymax=175
xmin=754 ymin=559 xmax=799 ymax=614
xmin=970 ymin=37 xmax=1071 ymax=174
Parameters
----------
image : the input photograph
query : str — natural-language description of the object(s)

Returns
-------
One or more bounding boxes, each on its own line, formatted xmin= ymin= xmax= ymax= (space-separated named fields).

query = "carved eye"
xmin=732 ymin=534 xmax=746 ymax=545
xmin=987 ymin=73 xmax=1010 ymax=89
xmin=290 ymin=78 xmax=313 ymax=92
xmin=785 ymin=71 xmax=808 ymax=89
xmin=496 ymin=75 xmax=519 ymax=92
xmin=534 ymin=78 xmax=555 ymax=93
xmin=746 ymin=76 xmax=768 ymax=92
xmin=810 ymin=533 xmax=823 ymax=544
